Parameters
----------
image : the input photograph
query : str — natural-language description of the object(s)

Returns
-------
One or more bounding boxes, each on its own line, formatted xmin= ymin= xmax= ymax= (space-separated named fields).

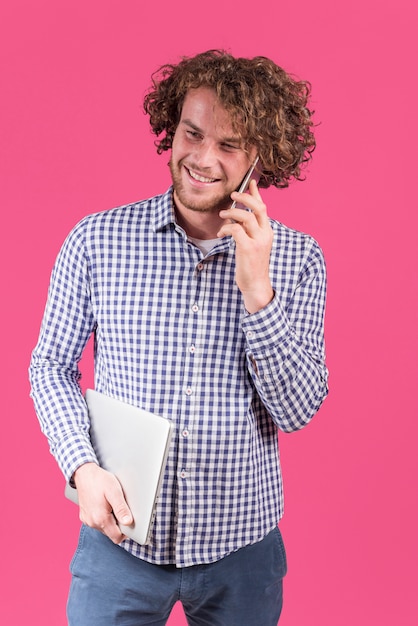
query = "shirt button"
xmin=189 ymin=344 xmax=196 ymax=354
xmin=246 ymin=330 xmax=254 ymax=339
xmin=191 ymin=303 xmax=199 ymax=313
xmin=197 ymin=263 xmax=204 ymax=271
xmin=185 ymin=387 xmax=193 ymax=396
xmin=182 ymin=429 xmax=190 ymax=438
xmin=180 ymin=469 xmax=187 ymax=479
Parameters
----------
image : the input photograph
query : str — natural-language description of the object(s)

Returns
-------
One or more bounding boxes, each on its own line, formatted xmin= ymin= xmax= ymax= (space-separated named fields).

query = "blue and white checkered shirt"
xmin=30 ymin=188 xmax=328 ymax=567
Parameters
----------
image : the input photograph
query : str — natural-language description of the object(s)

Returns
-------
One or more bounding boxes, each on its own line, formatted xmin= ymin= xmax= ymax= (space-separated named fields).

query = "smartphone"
xmin=230 ymin=156 xmax=260 ymax=210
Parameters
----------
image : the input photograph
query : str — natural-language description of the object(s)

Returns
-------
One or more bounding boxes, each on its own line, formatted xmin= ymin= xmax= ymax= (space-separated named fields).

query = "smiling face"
xmin=170 ymin=87 xmax=256 ymax=219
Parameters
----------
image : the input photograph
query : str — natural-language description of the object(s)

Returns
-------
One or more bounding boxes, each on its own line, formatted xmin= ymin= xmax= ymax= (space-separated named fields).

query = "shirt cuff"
xmin=54 ymin=431 xmax=99 ymax=483
xmin=241 ymin=292 xmax=292 ymax=356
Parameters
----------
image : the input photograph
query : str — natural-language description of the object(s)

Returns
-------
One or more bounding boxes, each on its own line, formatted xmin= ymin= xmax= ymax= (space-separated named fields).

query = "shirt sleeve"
xmin=241 ymin=236 xmax=329 ymax=432
xmin=29 ymin=218 xmax=98 ymax=480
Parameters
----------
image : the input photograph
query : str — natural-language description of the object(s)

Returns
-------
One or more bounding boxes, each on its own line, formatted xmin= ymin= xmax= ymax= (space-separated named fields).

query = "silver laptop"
xmin=65 ymin=389 xmax=173 ymax=545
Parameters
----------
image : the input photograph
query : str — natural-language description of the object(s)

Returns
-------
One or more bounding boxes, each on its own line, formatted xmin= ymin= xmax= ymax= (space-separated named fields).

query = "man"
xmin=30 ymin=50 xmax=328 ymax=625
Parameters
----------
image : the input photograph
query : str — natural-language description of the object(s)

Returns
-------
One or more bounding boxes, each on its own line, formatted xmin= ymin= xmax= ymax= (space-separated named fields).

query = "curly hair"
xmin=143 ymin=50 xmax=316 ymax=189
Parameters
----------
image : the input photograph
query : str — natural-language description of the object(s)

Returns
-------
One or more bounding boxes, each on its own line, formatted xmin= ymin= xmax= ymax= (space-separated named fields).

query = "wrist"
xmin=73 ymin=462 xmax=100 ymax=487
xmin=242 ymin=286 xmax=274 ymax=314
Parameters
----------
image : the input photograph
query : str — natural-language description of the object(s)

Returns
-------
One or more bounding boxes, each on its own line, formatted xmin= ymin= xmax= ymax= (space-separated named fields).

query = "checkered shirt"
xmin=30 ymin=188 xmax=328 ymax=567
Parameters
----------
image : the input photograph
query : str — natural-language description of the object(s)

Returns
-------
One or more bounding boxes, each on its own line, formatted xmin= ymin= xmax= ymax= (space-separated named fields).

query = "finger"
xmin=112 ymin=500 xmax=133 ymax=527
xmin=219 ymin=207 xmax=266 ymax=240
xmin=217 ymin=216 xmax=248 ymax=239
xmin=79 ymin=499 xmax=127 ymax=544
xmin=229 ymin=183 xmax=269 ymax=223
xmin=248 ymin=177 xmax=263 ymax=200
xmin=230 ymin=179 xmax=261 ymax=206
xmin=99 ymin=504 xmax=130 ymax=543
xmin=105 ymin=517 xmax=128 ymax=544
xmin=220 ymin=206 xmax=257 ymax=227
xmin=106 ymin=481 xmax=133 ymax=526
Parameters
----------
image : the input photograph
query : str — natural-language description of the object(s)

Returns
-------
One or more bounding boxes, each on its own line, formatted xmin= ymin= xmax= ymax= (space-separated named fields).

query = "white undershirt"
xmin=188 ymin=237 xmax=222 ymax=256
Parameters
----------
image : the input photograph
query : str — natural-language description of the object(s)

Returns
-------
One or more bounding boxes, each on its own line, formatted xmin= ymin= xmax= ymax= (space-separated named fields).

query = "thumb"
xmin=107 ymin=482 xmax=133 ymax=526
xmin=113 ymin=500 xmax=133 ymax=526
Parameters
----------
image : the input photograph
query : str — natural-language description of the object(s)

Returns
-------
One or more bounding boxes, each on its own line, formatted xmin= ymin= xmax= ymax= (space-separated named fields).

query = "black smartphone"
xmin=230 ymin=156 xmax=260 ymax=210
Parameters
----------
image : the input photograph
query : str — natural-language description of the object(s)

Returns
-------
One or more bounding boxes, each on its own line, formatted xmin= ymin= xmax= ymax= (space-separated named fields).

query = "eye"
xmin=186 ymin=130 xmax=202 ymax=141
xmin=221 ymin=142 xmax=240 ymax=152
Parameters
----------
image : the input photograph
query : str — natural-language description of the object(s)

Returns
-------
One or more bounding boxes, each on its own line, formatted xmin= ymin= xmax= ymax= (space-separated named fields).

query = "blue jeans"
xmin=67 ymin=525 xmax=287 ymax=626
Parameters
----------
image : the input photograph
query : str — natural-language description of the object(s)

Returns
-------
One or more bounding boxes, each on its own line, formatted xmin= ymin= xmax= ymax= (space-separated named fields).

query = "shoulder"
xmin=270 ymin=219 xmax=325 ymax=267
xmin=64 ymin=191 xmax=169 ymax=243
xmin=77 ymin=195 xmax=160 ymax=232
xmin=53 ymin=193 xmax=166 ymax=269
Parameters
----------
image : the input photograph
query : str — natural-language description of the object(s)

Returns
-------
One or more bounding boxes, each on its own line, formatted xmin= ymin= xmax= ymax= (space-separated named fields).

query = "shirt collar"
xmin=151 ymin=186 xmax=233 ymax=254
xmin=152 ymin=187 xmax=177 ymax=233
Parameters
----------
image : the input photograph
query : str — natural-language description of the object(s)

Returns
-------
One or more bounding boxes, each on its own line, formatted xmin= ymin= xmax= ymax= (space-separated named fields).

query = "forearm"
xmin=246 ymin=333 xmax=328 ymax=431
xmin=242 ymin=290 xmax=328 ymax=432
xmin=29 ymin=355 xmax=98 ymax=479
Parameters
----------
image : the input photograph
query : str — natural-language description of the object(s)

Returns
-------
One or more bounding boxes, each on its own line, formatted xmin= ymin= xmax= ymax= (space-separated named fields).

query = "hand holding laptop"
xmin=65 ymin=389 xmax=173 ymax=545
xmin=73 ymin=462 xmax=133 ymax=544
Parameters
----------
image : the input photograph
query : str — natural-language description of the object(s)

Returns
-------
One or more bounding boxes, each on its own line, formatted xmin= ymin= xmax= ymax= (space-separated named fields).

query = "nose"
xmin=193 ymin=141 xmax=218 ymax=169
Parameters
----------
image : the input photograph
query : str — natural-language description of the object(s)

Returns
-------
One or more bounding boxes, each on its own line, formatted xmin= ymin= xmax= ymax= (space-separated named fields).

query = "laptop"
xmin=65 ymin=389 xmax=173 ymax=545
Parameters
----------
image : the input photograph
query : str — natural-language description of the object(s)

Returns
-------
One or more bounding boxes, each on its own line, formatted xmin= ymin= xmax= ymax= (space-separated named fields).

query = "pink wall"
xmin=1 ymin=1 xmax=417 ymax=624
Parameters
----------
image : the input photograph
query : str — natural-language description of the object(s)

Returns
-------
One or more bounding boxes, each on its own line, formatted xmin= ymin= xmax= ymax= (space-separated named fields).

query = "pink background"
xmin=1 ymin=1 xmax=417 ymax=624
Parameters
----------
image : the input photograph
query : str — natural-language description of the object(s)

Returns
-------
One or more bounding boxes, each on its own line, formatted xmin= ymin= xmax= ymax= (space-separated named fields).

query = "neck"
xmin=173 ymin=194 xmax=224 ymax=240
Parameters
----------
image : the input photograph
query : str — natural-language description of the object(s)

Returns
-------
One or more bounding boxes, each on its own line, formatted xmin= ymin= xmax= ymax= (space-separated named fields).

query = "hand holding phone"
xmin=230 ymin=156 xmax=260 ymax=210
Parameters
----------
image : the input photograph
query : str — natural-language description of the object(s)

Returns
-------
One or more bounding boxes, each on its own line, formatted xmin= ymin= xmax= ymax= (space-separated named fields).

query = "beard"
xmin=169 ymin=158 xmax=235 ymax=214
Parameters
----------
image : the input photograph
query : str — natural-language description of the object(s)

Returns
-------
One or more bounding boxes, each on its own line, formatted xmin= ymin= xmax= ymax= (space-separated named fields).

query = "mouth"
xmin=185 ymin=166 xmax=221 ymax=185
